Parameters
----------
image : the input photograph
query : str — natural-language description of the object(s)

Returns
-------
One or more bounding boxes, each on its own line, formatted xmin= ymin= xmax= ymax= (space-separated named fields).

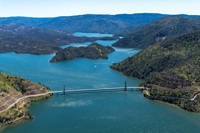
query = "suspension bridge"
xmin=51 ymin=82 xmax=146 ymax=95
xmin=0 ymin=81 xmax=147 ymax=114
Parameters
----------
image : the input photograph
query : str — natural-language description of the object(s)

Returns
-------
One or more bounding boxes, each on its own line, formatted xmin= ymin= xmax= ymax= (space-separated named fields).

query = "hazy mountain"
xmin=0 ymin=13 xmax=167 ymax=34
xmin=0 ymin=17 xmax=50 ymax=26
xmin=39 ymin=14 xmax=167 ymax=34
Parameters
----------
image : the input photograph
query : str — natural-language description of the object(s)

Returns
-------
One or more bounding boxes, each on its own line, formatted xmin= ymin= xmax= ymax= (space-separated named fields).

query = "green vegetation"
xmin=0 ymin=14 xmax=167 ymax=34
xmin=113 ymin=16 xmax=200 ymax=48
xmin=0 ymin=102 xmax=32 ymax=127
xmin=111 ymin=30 xmax=200 ymax=112
xmin=146 ymin=87 xmax=200 ymax=112
xmin=0 ymin=72 xmax=51 ymax=127
xmin=0 ymin=72 xmax=49 ymax=94
xmin=50 ymin=43 xmax=115 ymax=62
xmin=0 ymin=25 xmax=105 ymax=54
xmin=111 ymin=30 xmax=200 ymax=87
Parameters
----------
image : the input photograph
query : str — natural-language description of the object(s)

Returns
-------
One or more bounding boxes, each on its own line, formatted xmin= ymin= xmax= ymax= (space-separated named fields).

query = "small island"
xmin=50 ymin=43 xmax=115 ymax=62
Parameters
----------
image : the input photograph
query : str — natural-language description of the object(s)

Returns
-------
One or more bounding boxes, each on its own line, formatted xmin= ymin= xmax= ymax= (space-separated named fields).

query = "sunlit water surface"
xmin=0 ymin=33 xmax=200 ymax=133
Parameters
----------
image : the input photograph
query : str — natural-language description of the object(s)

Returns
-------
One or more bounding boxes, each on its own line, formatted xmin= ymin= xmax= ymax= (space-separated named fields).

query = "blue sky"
xmin=0 ymin=0 xmax=200 ymax=17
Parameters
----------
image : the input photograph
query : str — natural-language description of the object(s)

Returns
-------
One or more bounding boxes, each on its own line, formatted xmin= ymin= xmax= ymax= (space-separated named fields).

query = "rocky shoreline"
xmin=0 ymin=94 xmax=51 ymax=129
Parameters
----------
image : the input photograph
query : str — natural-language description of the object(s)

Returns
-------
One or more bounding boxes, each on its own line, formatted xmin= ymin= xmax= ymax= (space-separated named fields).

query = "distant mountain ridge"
xmin=39 ymin=14 xmax=168 ymax=34
xmin=1 ymin=13 xmax=200 ymax=35
xmin=0 ymin=13 xmax=168 ymax=34
xmin=0 ymin=17 xmax=50 ymax=26
xmin=113 ymin=16 xmax=200 ymax=48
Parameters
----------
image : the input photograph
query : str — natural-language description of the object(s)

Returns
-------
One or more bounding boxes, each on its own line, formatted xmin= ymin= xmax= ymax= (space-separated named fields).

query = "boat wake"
xmin=51 ymin=99 xmax=93 ymax=107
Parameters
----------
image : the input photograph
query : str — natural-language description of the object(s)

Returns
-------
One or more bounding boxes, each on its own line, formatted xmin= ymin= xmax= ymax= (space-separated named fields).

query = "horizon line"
xmin=1 ymin=12 xmax=200 ymax=18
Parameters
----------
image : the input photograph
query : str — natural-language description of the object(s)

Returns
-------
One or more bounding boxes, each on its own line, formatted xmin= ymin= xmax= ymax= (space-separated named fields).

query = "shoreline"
xmin=0 ymin=94 xmax=51 ymax=130
xmin=0 ymin=114 xmax=33 ymax=132
xmin=141 ymin=86 xmax=200 ymax=113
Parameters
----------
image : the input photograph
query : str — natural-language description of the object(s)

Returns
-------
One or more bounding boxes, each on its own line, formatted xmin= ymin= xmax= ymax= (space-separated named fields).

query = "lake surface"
xmin=73 ymin=32 xmax=113 ymax=37
xmin=0 ymin=33 xmax=200 ymax=133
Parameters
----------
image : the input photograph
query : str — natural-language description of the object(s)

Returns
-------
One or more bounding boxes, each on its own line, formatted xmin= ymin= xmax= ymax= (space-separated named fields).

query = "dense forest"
xmin=111 ymin=30 xmax=200 ymax=88
xmin=113 ymin=16 xmax=200 ymax=48
xmin=50 ymin=43 xmax=115 ymax=62
xmin=111 ymin=30 xmax=200 ymax=112
xmin=0 ymin=13 xmax=167 ymax=34
xmin=0 ymin=25 xmax=109 ymax=54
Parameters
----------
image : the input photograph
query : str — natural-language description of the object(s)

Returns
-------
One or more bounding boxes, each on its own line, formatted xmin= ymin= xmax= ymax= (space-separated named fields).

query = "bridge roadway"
xmin=1 ymin=86 xmax=200 ymax=115
xmin=52 ymin=86 xmax=145 ymax=93
xmin=0 ymin=86 xmax=144 ymax=114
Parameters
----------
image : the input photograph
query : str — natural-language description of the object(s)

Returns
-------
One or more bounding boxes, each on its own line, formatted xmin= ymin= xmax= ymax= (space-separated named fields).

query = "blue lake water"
xmin=0 ymin=33 xmax=200 ymax=133
xmin=73 ymin=32 xmax=113 ymax=37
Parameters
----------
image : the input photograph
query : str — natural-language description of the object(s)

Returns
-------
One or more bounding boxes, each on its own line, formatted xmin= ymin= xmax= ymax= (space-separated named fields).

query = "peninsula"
xmin=50 ymin=43 xmax=115 ymax=62
xmin=0 ymin=72 xmax=51 ymax=128
xmin=0 ymin=24 xmax=115 ymax=55
xmin=111 ymin=29 xmax=200 ymax=112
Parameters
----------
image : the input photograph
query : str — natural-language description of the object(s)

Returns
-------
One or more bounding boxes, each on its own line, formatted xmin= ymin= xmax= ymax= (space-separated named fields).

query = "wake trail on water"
xmin=51 ymin=99 xmax=93 ymax=107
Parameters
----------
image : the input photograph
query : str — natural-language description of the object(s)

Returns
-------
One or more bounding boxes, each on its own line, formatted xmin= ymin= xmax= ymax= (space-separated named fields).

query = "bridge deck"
xmin=52 ymin=87 xmax=145 ymax=93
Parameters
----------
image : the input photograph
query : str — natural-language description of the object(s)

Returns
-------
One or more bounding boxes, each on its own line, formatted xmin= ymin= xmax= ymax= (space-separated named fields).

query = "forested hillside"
xmin=113 ymin=16 xmax=200 ymax=48
xmin=0 ymin=13 xmax=167 ymax=34
xmin=111 ymin=30 xmax=200 ymax=112
xmin=0 ymin=72 xmax=50 ymax=125
xmin=0 ymin=24 xmax=99 ymax=54
xmin=111 ymin=30 xmax=200 ymax=88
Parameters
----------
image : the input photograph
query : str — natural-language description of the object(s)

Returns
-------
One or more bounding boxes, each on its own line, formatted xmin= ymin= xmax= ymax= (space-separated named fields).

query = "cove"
xmin=0 ymin=33 xmax=200 ymax=133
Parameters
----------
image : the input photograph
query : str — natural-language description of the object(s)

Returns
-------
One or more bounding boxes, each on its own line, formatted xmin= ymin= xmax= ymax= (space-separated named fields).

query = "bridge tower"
xmin=124 ymin=81 xmax=127 ymax=91
xmin=63 ymin=85 xmax=66 ymax=95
